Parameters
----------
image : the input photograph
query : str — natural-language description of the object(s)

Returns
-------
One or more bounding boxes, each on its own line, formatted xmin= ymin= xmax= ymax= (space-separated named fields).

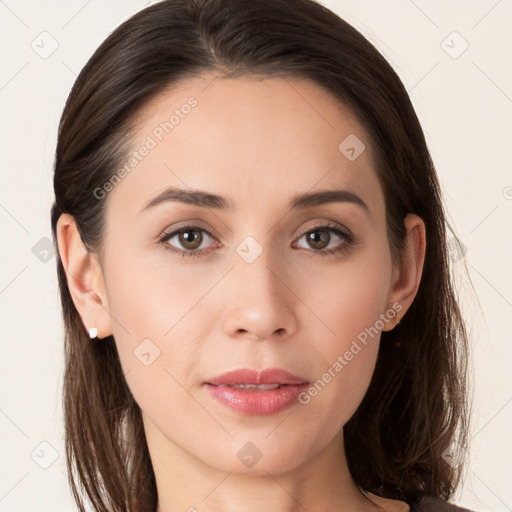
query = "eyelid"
xmin=157 ymin=219 xmax=216 ymax=240
xmin=158 ymin=219 xmax=351 ymax=242
xmin=294 ymin=219 xmax=352 ymax=239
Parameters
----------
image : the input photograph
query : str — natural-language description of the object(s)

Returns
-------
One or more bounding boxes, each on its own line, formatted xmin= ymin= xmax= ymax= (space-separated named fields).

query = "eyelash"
xmin=158 ymin=221 xmax=354 ymax=258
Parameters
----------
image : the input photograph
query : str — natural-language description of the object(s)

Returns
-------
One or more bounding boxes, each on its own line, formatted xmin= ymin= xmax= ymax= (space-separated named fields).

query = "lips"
xmin=203 ymin=367 xmax=310 ymax=415
xmin=204 ymin=367 xmax=309 ymax=387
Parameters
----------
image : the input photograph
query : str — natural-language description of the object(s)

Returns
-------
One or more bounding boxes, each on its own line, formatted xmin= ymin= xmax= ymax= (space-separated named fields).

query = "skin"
xmin=57 ymin=75 xmax=425 ymax=512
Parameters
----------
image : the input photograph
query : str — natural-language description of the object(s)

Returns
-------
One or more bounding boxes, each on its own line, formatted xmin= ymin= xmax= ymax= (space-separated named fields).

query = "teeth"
xmin=218 ymin=383 xmax=282 ymax=390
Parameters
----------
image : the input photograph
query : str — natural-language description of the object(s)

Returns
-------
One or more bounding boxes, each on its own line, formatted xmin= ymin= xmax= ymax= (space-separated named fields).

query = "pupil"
xmin=309 ymin=229 xmax=329 ymax=249
xmin=180 ymin=229 xmax=202 ymax=250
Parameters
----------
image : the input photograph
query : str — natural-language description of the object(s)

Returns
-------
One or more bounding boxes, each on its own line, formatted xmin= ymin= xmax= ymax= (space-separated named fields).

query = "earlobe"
xmin=56 ymin=214 xmax=113 ymax=339
xmin=384 ymin=214 xmax=426 ymax=330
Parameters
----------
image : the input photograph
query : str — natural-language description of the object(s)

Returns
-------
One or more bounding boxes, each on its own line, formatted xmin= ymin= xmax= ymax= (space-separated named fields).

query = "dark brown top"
xmin=410 ymin=495 xmax=475 ymax=512
xmin=365 ymin=490 xmax=475 ymax=512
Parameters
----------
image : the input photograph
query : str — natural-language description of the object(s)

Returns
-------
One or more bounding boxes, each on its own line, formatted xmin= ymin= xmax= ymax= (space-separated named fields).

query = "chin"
xmin=201 ymin=437 xmax=315 ymax=476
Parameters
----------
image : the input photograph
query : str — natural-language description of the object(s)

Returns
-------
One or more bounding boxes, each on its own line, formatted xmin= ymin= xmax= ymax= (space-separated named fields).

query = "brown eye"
xmin=176 ymin=228 xmax=203 ymax=250
xmin=160 ymin=226 xmax=217 ymax=257
xmin=305 ymin=228 xmax=331 ymax=250
xmin=294 ymin=223 xmax=354 ymax=256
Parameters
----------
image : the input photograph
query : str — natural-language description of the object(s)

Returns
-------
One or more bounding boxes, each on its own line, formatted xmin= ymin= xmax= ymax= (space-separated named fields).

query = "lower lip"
xmin=203 ymin=383 xmax=309 ymax=415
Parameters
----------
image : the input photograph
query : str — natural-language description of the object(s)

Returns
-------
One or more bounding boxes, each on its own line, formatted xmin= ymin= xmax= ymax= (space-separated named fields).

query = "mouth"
xmin=202 ymin=368 xmax=310 ymax=415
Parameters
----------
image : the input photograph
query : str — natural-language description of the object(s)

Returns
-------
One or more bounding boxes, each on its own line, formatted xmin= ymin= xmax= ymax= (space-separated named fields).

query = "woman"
xmin=51 ymin=0 xmax=475 ymax=510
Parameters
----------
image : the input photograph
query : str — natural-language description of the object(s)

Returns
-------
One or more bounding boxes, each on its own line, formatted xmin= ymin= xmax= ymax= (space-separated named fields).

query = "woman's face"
xmin=94 ymin=75 xmax=419 ymax=475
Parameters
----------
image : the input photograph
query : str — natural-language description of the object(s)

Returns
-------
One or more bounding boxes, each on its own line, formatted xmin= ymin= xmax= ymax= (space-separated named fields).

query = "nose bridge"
xmin=233 ymin=232 xmax=285 ymax=299
xmin=222 ymin=232 xmax=298 ymax=339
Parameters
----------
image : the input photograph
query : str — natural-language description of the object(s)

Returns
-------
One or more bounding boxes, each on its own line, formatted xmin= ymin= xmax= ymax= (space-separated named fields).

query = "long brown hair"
xmin=50 ymin=0 xmax=473 ymax=510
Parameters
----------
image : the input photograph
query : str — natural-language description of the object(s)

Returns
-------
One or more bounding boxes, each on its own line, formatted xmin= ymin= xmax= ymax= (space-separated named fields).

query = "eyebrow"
xmin=140 ymin=186 xmax=370 ymax=214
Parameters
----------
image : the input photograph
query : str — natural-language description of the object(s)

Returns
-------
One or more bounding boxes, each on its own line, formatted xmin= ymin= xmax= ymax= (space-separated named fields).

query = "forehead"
xmin=107 ymin=75 xmax=383 ymax=219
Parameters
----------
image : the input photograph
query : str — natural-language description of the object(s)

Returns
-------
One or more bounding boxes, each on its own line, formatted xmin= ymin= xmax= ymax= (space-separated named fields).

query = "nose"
xmin=222 ymin=244 xmax=299 ymax=341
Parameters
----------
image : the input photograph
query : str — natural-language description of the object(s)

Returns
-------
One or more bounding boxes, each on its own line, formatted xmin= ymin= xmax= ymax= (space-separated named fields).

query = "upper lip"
xmin=204 ymin=367 xmax=309 ymax=386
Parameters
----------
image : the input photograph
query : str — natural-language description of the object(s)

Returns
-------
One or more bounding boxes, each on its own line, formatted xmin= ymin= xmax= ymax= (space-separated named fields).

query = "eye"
xmin=293 ymin=222 xmax=354 ymax=256
xmin=159 ymin=225 xmax=218 ymax=257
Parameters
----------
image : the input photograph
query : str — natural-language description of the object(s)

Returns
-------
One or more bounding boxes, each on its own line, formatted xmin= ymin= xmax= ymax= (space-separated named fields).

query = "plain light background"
xmin=1 ymin=0 xmax=511 ymax=510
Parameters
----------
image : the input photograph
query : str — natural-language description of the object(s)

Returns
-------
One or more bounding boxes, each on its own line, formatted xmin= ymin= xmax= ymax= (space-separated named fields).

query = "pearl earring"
xmin=89 ymin=327 xmax=98 ymax=339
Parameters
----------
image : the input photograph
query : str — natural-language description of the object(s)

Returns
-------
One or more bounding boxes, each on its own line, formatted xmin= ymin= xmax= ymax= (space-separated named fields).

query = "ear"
xmin=56 ymin=213 xmax=113 ymax=339
xmin=383 ymin=213 xmax=426 ymax=331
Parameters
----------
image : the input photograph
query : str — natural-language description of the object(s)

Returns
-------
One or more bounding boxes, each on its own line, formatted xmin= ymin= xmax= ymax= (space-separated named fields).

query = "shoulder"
xmin=410 ymin=495 xmax=476 ymax=512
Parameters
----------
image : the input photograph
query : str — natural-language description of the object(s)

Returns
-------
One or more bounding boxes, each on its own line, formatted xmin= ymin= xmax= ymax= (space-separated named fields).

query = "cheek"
xmin=294 ymin=241 xmax=392 ymax=346
xmin=298 ymin=314 xmax=381 ymax=440
xmin=102 ymin=246 xmax=213 ymax=405
xmin=292 ymin=245 xmax=391 ymax=422
xmin=103 ymin=242 xmax=210 ymax=339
